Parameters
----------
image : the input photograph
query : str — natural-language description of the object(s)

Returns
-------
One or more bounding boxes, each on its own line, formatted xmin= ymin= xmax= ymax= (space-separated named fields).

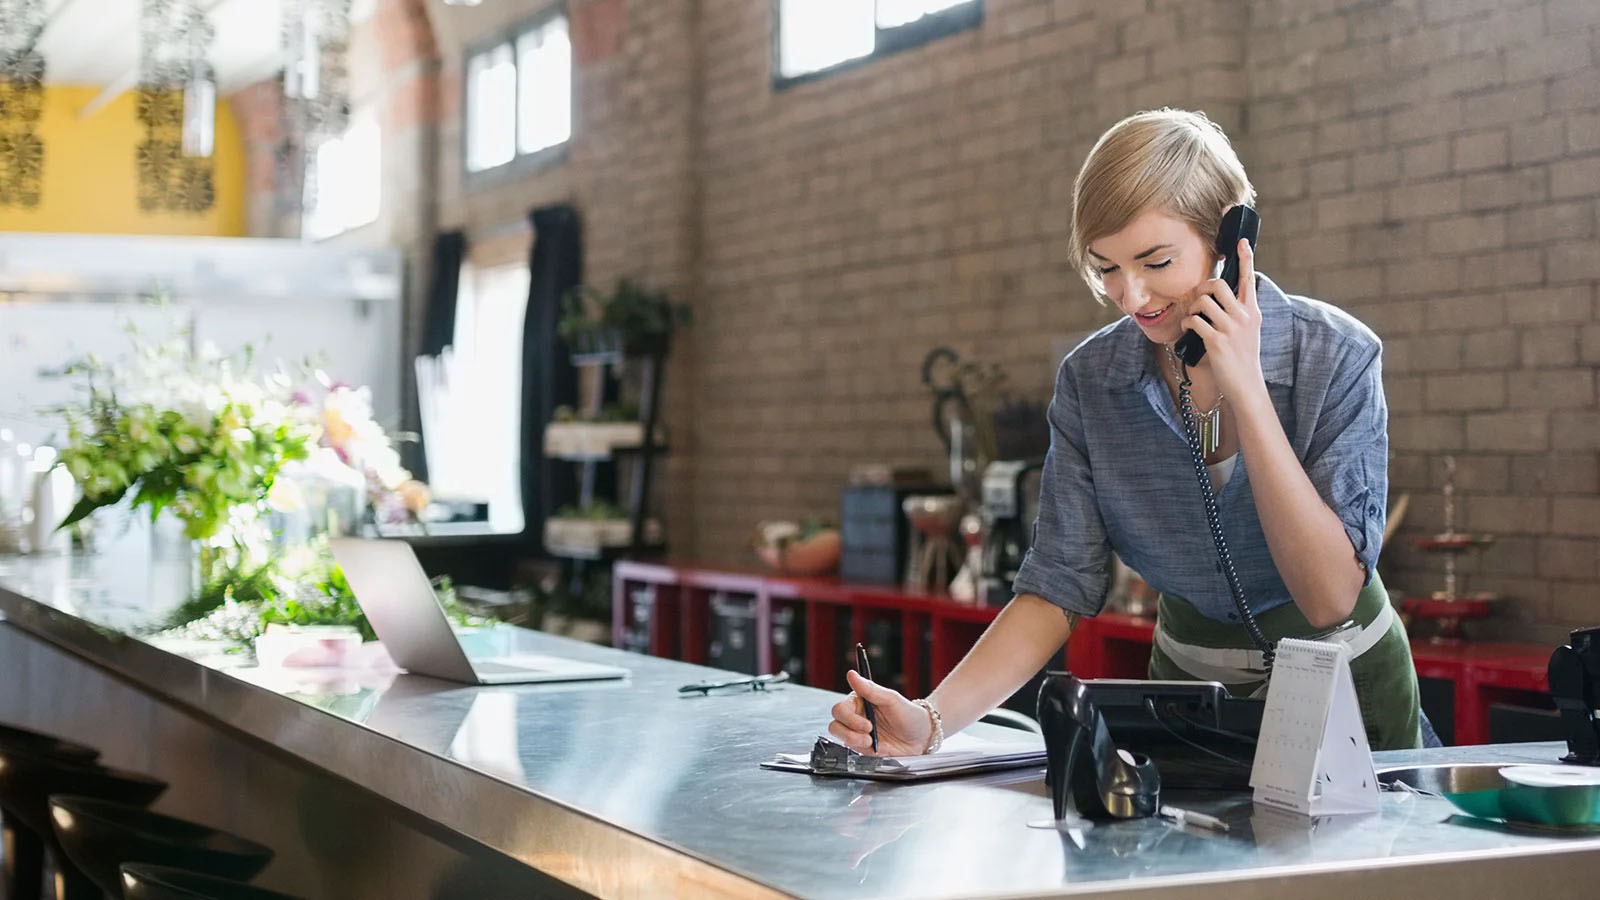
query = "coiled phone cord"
xmin=1175 ymin=363 xmax=1275 ymax=673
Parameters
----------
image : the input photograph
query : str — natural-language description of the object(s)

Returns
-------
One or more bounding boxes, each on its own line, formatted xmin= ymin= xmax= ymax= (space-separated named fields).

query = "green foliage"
xmin=155 ymin=542 xmax=482 ymax=645
xmin=52 ymin=343 xmax=312 ymax=541
xmin=160 ymin=554 xmax=279 ymax=631
xmin=552 ymin=501 xmax=629 ymax=521
xmin=559 ymin=278 xmax=690 ymax=352
xmin=550 ymin=402 xmax=641 ymax=424
xmin=528 ymin=565 xmax=612 ymax=623
xmin=798 ymin=515 xmax=832 ymax=541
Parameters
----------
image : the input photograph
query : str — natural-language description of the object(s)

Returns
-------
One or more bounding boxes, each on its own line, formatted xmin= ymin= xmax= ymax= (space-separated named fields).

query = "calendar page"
xmin=1250 ymin=638 xmax=1378 ymax=815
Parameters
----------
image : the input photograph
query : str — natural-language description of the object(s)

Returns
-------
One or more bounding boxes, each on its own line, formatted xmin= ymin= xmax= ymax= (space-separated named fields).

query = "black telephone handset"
xmin=1173 ymin=205 xmax=1261 ymax=367
xmin=1173 ymin=203 xmax=1273 ymax=671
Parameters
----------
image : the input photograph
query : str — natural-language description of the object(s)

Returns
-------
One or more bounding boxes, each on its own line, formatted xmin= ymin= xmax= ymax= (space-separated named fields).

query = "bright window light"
xmin=778 ymin=0 xmax=875 ymax=78
xmin=426 ymin=262 xmax=528 ymax=533
xmin=517 ymin=16 xmax=572 ymax=156
xmin=877 ymin=0 xmax=973 ymax=28
xmin=466 ymin=43 xmax=516 ymax=172
xmin=304 ymin=109 xmax=380 ymax=240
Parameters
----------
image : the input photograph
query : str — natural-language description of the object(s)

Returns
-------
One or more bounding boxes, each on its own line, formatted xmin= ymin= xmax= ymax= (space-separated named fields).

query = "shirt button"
xmin=1227 ymin=613 xmax=1239 ymax=621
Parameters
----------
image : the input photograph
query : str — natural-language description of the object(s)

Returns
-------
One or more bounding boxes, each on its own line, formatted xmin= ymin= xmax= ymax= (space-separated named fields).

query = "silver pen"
xmin=1159 ymin=805 xmax=1230 ymax=833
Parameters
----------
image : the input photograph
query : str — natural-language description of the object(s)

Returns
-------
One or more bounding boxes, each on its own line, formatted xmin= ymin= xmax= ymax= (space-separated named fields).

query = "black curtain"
xmin=522 ymin=205 xmax=581 ymax=549
xmin=411 ymin=230 xmax=466 ymax=482
xmin=420 ymin=230 xmax=466 ymax=357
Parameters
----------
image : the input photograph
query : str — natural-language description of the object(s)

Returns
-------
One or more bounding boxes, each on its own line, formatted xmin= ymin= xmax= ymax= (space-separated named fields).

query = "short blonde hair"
xmin=1070 ymin=108 xmax=1256 ymax=302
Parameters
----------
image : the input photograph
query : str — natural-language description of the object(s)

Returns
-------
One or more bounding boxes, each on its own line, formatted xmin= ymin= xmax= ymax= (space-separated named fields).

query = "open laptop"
xmin=329 ymin=538 xmax=628 ymax=685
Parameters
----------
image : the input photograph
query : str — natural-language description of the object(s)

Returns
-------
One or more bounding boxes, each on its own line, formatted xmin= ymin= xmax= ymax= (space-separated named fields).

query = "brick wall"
xmin=232 ymin=0 xmax=440 ymax=445
xmin=230 ymin=80 xmax=288 ymax=238
xmin=686 ymin=0 xmax=1248 ymax=582
xmin=408 ymin=0 xmax=1596 ymax=640
xmin=1245 ymin=0 xmax=1600 ymax=637
xmin=429 ymin=0 xmax=702 ymax=555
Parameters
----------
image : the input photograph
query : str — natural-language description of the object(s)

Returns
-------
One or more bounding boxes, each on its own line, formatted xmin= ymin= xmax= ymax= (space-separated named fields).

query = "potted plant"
xmin=559 ymin=277 xmax=690 ymax=359
xmin=544 ymin=501 xmax=663 ymax=554
xmin=525 ymin=563 xmax=613 ymax=645
xmin=543 ymin=403 xmax=655 ymax=458
xmin=752 ymin=517 xmax=842 ymax=577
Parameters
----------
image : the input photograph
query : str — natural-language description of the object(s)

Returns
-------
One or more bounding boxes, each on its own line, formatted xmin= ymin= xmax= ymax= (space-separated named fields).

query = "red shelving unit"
xmin=613 ymin=560 xmax=1554 ymax=745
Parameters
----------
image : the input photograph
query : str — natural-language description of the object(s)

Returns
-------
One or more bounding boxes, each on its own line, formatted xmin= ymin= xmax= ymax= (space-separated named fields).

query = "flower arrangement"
xmin=48 ymin=322 xmax=443 ymax=645
xmin=54 ymin=331 xmax=312 ymax=542
xmin=157 ymin=538 xmax=482 ymax=645
xmin=284 ymin=374 xmax=430 ymax=526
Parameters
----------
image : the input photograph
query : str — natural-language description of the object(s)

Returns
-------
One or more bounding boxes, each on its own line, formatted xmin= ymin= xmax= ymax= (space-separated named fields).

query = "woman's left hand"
xmin=1181 ymin=239 xmax=1266 ymax=401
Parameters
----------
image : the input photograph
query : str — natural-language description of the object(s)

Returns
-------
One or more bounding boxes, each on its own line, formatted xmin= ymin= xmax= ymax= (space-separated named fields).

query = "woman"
xmin=830 ymin=108 xmax=1422 ymax=755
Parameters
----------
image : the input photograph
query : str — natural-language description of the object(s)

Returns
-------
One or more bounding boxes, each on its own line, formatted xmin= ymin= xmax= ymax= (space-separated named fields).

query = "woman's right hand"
xmin=827 ymin=670 xmax=932 ymax=756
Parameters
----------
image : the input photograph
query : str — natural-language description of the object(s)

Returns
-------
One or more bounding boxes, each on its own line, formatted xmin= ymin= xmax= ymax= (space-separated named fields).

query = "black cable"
xmin=1167 ymin=707 xmax=1261 ymax=746
xmin=1144 ymin=698 xmax=1251 ymax=769
xmin=1175 ymin=361 xmax=1274 ymax=672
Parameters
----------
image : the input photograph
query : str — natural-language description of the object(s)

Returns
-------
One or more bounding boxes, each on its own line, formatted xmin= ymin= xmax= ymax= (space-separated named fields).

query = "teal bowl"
xmin=1497 ymin=766 xmax=1600 ymax=828
xmin=1379 ymin=763 xmax=1600 ymax=828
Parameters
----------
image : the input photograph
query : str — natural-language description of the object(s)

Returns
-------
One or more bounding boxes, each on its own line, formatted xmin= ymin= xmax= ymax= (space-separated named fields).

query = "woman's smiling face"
xmin=1087 ymin=208 xmax=1219 ymax=345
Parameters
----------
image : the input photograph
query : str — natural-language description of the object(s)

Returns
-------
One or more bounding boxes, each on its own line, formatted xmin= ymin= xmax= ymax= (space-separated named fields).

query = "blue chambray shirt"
xmin=1012 ymin=272 xmax=1388 ymax=623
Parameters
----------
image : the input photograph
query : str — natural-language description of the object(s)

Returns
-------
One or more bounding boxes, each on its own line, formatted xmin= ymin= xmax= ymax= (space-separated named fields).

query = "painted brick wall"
xmin=413 ymin=0 xmax=1595 ymax=640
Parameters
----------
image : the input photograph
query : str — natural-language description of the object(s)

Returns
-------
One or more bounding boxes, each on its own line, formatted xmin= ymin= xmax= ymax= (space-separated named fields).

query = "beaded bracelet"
xmin=912 ymin=698 xmax=944 ymax=754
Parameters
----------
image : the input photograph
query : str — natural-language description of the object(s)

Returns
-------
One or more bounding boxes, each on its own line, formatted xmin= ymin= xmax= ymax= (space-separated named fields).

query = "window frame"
xmin=462 ymin=4 xmax=572 ymax=188
xmin=770 ymin=0 xmax=984 ymax=90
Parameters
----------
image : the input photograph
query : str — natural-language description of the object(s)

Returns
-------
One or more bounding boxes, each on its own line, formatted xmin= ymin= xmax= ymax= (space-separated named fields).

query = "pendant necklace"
xmin=1165 ymin=343 xmax=1226 ymax=456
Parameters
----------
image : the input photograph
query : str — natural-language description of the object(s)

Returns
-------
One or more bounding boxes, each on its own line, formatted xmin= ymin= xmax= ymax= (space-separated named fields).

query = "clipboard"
xmin=761 ymin=733 xmax=1046 ymax=782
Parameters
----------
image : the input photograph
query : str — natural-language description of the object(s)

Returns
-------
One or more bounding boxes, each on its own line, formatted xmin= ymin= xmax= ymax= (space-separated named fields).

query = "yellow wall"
xmin=0 ymin=85 xmax=245 ymax=236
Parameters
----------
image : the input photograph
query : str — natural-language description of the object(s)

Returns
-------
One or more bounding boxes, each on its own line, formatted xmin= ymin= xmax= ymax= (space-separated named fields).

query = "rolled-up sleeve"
xmin=1010 ymin=359 xmax=1112 ymax=617
xmin=1303 ymin=340 xmax=1389 ymax=584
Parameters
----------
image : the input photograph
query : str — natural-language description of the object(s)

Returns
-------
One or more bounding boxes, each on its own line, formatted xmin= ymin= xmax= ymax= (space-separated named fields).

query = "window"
xmin=466 ymin=12 xmax=571 ymax=175
xmin=303 ymin=109 xmax=381 ymax=240
xmin=518 ymin=17 xmax=572 ymax=155
xmin=466 ymin=44 xmax=516 ymax=172
xmin=776 ymin=0 xmax=981 ymax=83
xmin=418 ymin=262 xmax=530 ymax=534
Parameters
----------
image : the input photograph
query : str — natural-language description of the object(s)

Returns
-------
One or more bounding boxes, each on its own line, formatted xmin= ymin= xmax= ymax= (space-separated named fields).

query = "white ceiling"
xmin=33 ymin=0 xmax=286 ymax=93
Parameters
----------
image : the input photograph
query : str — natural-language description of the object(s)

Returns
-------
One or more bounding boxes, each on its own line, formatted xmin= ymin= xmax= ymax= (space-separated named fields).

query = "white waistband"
xmin=1154 ymin=600 xmax=1396 ymax=685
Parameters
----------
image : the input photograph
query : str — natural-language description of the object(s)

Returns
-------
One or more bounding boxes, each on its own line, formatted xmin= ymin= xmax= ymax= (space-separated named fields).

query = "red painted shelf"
xmin=613 ymin=560 xmax=1553 ymax=745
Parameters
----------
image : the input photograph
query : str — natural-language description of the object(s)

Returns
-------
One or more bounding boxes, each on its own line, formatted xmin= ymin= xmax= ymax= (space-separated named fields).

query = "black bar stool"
xmin=48 ymin=797 xmax=273 ymax=900
xmin=0 ymin=723 xmax=100 ymax=900
xmin=119 ymin=864 xmax=304 ymax=900
xmin=0 ymin=723 xmax=100 ymax=764
xmin=0 ymin=736 xmax=165 ymax=900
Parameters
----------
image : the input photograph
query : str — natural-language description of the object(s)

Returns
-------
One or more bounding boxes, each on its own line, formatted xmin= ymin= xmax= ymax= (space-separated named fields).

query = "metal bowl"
xmin=1378 ymin=763 xmax=1600 ymax=828
xmin=903 ymin=495 xmax=963 ymax=537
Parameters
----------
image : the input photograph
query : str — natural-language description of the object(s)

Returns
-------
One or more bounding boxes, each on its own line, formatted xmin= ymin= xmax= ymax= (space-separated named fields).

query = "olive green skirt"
xmin=1148 ymin=572 xmax=1423 ymax=750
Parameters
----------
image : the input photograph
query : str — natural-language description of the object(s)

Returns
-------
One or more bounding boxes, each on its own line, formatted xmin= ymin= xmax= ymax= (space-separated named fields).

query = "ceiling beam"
xmin=77 ymin=68 xmax=140 ymax=120
xmin=24 ymin=0 xmax=82 ymax=53
xmin=74 ymin=0 xmax=242 ymax=121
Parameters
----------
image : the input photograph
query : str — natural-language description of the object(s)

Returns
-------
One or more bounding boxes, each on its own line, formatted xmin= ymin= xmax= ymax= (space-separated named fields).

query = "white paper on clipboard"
xmin=761 ymin=732 xmax=1046 ymax=781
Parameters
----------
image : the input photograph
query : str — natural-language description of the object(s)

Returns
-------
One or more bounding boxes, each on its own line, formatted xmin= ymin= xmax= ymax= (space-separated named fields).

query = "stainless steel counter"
xmin=3 ymin=551 xmax=1598 ymax=900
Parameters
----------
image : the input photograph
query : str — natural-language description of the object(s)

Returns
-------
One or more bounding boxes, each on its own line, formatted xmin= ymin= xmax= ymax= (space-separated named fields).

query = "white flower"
xmin=266 ymin=478 xmax=305 ymax=513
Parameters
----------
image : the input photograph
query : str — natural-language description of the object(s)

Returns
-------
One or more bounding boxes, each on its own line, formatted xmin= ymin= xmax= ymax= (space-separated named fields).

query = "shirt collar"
xmin=1106 ymin=271 xmax=1296 ymax=388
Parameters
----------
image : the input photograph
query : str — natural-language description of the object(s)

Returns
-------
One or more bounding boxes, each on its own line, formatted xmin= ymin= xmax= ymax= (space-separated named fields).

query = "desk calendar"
xmin=1250 ymin=637 xmax=1380 ymax=816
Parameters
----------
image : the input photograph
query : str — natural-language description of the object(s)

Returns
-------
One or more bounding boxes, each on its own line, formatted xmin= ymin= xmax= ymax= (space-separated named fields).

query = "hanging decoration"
xmin=0 ymin=0 xmax=47 ymax=209
xmin=136 ymin=0 xmax=216 ymax=213
xmin=276 ymin=0 xmax=352 ymax=223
